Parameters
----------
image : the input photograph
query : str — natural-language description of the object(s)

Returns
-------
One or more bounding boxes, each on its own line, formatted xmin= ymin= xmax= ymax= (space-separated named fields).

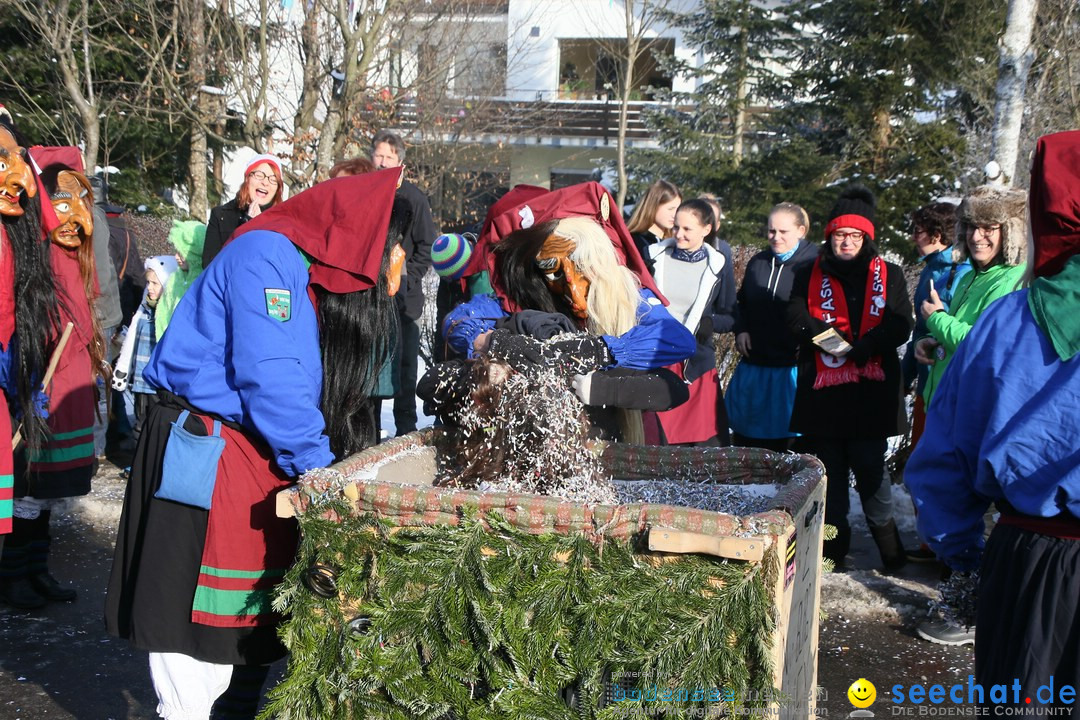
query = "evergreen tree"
xmin=777 ymin=0 xmax=1004 ymax=253
xmin=631 ymin=0 xmax=798 ymax=243
xmin=632 ymin=0 xmax=1006 ymax=257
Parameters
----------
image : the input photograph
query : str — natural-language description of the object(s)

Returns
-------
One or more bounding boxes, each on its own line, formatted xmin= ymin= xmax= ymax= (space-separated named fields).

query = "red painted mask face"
xmin=0 ymin=126 xmax=36 ymax=217
xmin=536 ymin=234 xmax=589 ymax=321
xmin=49 ymin=170 xmax=94 ymax=248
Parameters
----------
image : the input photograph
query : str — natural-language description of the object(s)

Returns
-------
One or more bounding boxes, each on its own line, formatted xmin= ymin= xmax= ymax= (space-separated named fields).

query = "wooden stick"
xmin=11 ymin=321 xmax=75 ymax=451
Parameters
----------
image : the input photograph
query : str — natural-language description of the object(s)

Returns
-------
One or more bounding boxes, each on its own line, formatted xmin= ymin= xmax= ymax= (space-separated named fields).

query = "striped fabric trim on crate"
xmin=292 ymin=430 xmax=825 ymax=548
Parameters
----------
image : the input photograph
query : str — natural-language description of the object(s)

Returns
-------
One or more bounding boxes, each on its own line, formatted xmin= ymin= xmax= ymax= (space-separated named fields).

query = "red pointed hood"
xmin=467 ymin=181 xmax=663 ymax=308
xmin=27 ymin=145 xmax=84 ymax=239
xmin=463 ymin=184 xmax=548 ymax=280
xmin=1029 ymin=130 xmax=1080 ymax=278
xmin=237 ymin=166 xmax=402 ymax=294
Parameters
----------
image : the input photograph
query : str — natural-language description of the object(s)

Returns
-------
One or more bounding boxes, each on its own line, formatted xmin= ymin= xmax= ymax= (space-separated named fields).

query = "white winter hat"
xmin=145 ymin=255 xmax=179 ymax=287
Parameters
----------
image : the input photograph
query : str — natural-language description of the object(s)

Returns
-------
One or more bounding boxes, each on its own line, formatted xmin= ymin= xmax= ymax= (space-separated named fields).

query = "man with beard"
xmin=105 ymin=167 xmax=408 ymax=720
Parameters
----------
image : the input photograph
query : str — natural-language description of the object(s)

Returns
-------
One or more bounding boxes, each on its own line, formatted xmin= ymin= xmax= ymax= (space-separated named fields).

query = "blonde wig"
xmin=555 ymin=216 xmax=646 ymax=443
xmin=555 ymin=217 xmax=642 ymax=337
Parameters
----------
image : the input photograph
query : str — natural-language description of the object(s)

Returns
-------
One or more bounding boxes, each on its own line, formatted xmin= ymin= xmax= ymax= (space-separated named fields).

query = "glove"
xmin=416 ymin=360 xmax=473 ymax=419
xmin=112 ymin=368 xmax=129 ymax=392
xmin=694 ymin=315 xmax=714 ymax=346
xmin=485 ymin=330 xmax=545 ymax=372
xmin=572 ymin=372 xmax=594 ymax=404
xmin=847 ymin=338 xmax=873 ymax=368
xmin=546 ymin=334 xmax=613 ymax=373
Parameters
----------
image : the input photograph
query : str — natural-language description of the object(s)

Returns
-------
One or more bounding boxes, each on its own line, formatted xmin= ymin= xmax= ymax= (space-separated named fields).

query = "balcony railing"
xmin=386 ymin=96 xmax=676 ymax=145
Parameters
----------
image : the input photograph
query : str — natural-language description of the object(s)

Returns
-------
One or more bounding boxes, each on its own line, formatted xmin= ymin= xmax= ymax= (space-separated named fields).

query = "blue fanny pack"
xmin=155 ymin=409 xmax=225 ymax=510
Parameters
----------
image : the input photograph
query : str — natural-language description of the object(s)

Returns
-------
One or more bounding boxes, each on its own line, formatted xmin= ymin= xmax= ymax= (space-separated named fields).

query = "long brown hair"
xmin=39 ymin=165 xmax=106 ymax=391
xmin=626 ymin=179 xmax=680 ymax=235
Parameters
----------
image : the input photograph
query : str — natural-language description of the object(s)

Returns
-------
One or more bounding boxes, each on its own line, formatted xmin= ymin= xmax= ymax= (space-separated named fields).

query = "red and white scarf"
xmin=808 ymin=256 xmax=887 ymax=389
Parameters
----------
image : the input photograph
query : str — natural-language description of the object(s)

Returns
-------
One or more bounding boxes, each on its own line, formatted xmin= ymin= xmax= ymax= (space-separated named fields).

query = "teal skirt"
xmin=725 ymin=362 xmax=799 ymax=440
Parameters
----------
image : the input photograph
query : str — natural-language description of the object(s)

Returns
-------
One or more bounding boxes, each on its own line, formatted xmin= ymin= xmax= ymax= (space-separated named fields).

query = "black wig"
xmin=317 ymin=197 xmax=410 ymax=459
xmin=1 ymin=115 xmax=60 ymax=446
xmin=492 ymin=219 xmax=574 ymax=320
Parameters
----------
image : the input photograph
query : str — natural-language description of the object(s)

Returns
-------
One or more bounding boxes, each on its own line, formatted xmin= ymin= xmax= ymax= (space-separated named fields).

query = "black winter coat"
xmin=631 ymin=230 xmax=662 ymax=275
xmin=202 ymin=198 xmax=258 ymax=267
xmin=395 ymin=180 xmax=437 ymax=321
xmin=786 ymin=246 xmax=912 ymax=439
xmin=733 ymin=242 xmax=819 ymax=367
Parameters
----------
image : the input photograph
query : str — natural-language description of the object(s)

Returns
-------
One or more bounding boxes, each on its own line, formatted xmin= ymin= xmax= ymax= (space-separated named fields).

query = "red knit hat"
xmin=1029 ymin=130 xmax=1080 ymax=278
xmin=244 ymin=153 xmax=282 ymax=181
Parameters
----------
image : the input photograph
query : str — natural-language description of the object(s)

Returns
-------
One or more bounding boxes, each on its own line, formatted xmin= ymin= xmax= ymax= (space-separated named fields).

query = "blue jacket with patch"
xmin=145 ymin=230 xmax=333 ymax=477
xmin=905 ymin=291 xmax=1080 ymax=571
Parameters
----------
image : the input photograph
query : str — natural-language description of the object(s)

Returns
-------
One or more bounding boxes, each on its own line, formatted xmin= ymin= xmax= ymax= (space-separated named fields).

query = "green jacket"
xmin=923 ymin=262 xmax=1026 ymax=406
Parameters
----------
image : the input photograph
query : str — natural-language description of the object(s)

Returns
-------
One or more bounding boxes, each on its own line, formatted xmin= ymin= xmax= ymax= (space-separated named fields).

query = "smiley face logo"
xmin=847 ymin=678 xmax=876 ymax=708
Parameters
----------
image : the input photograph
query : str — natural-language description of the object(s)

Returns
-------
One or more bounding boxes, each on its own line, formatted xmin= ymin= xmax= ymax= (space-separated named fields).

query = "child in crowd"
xmin=432 ymin=232 xmax=494 ymax=362
xmin=156 ymin=220 xmax=206 ymax=336
xmin=111 ymin=256 xmax=178 ymax=439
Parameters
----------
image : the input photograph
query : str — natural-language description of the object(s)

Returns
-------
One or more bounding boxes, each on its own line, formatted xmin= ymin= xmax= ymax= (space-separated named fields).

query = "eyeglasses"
xmin=972 ymin=224 xmax=1001 ymax=236
xmin=912 ymin=228 xmax=928 ymax=237
xmin=248 ymin=171 xmax=279 ymax=185
xmin=832 ymin=231 xmax=865 ymax=242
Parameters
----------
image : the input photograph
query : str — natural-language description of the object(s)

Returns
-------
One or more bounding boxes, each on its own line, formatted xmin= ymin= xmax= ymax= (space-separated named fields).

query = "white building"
xmin=215 ymin=0 xmax=705 ymax=223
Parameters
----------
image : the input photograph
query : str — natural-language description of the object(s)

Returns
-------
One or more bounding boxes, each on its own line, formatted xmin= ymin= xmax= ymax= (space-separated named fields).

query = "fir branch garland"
xmin=263 ymin=500 xmax=778 ymax=720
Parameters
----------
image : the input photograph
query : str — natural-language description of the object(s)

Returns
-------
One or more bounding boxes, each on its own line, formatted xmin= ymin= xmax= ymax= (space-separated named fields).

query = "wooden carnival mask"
xmin=0 ymin=126 xmax=36 ymax=217
xmin=386 ymin=244 xmax=405 ymax=296
xmin=535 ymin=233 xmax=589 ymax=321
xmin=49 ymin=169 xmax=94 ymax=248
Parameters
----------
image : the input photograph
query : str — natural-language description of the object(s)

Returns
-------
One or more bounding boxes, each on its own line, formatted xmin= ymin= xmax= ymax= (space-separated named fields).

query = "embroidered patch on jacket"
xmin=265 ymin=288 xmax=291 ymax=321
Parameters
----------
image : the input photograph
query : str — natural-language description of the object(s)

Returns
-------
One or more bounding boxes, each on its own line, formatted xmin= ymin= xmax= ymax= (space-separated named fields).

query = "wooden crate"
xmin=279 ymin=430 xmax=825 ymax=718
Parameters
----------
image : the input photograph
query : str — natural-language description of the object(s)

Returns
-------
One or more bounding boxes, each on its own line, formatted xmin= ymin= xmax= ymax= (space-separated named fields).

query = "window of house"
xmin=455 ymin=43 xmax=507 ymax=96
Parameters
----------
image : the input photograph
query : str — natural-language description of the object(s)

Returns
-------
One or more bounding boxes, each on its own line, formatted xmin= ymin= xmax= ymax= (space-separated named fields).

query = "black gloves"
xmin=847 ymin=338 xmax=874 ymax=367
xmin=486 ymin=330 xmax=546 ymax=372
xmin=695 ymin=315 xmax=714 ymax=346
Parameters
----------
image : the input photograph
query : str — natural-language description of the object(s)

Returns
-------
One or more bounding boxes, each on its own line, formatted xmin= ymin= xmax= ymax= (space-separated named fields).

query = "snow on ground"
xmin=820 ymin=482 xmax=939 ymax=624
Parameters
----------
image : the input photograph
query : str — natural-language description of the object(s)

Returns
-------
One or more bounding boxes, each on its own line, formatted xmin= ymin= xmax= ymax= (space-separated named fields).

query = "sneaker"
xmin=905 ymin=546 xmax=938 ymax=563
xmin=916 ymin=618 xmax=975 ymax=646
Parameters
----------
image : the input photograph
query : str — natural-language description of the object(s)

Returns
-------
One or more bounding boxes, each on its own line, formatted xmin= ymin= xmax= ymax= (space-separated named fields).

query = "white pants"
xmin=148 ymin=652 xmax=233 ymax=720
